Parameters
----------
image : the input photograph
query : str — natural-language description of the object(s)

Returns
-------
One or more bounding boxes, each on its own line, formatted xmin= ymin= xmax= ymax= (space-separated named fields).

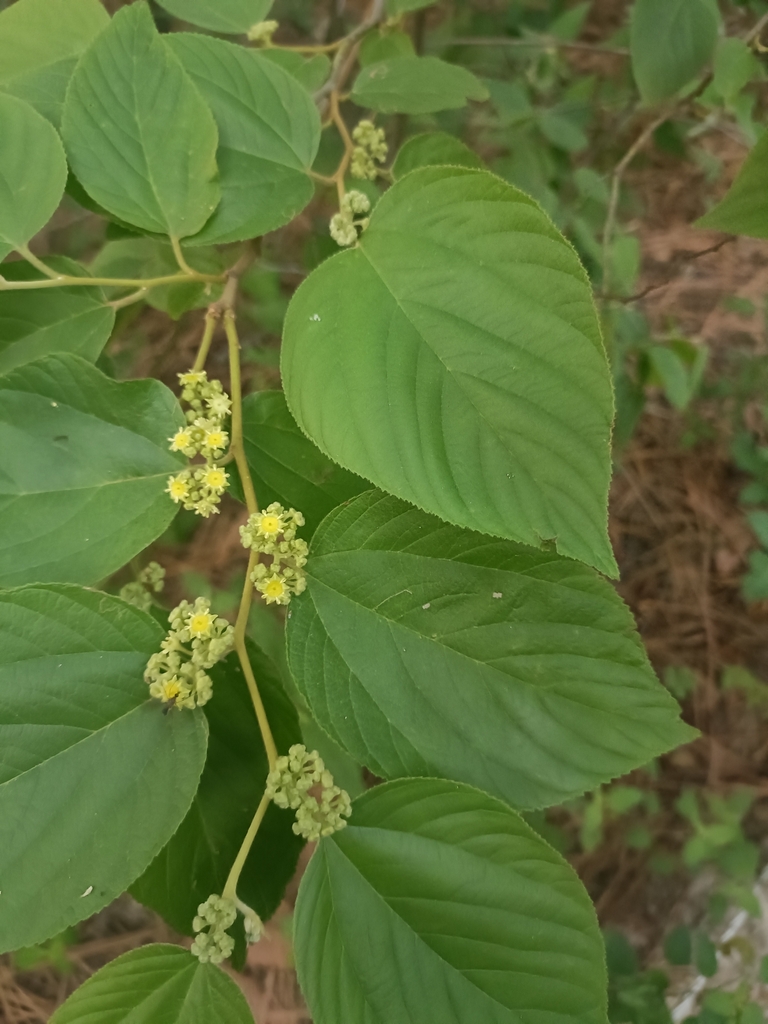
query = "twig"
xmin=208 ymin=245 xmax=257 ymax=316
xmin=617 ymin=237 xmax=736 ymax=304
xmin=744 ymin=10 xmax=768 ymax=45
xmin=315 ymin=0 xmax=386 ymax=106
xmin=601 ymin=108 xmax=672 ymax=297
xmin=601 ymin=9 xmax=768 ymax=300
xmin=329 ymin=89 xmax=355 ymax=202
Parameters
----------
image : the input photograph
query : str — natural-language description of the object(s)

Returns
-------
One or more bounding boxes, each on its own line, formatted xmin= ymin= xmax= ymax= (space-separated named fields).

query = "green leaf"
xmin=693 ymin=931 xmax=718 ymax=978
xmin=0 ymin=353 xmax=184 ymax=587
xmin=359 ymin=28 xmax=415 ymax=67
xmin=90 ymin=239 xmax=223 ymax=319
xmin=62 ymin=3 xmax=220 ymax=239
xmin=386 ymin=0 xmax=434 ymax=12
xmin=50 ymin=944 xmax=253 ymax=1024
xmin=647 ymin=345 xmax=699 ymax=410
xmin=392 ymin=131 xmax=485 ymax=179
xmin=295 ymin=778 xmax=608 ymax=1024
xmin=167 ymin=34 xmax=320 ymax=245
xmin=697 ymin=134 xmax=768 ymax=238
xmin=0 ymin=258 xmax=114 ymax=374
xmin=537 ymin=104 xmax=589 ymax=153
xmin=0 ymin=0 xmax=109 ymax=126
xmin=259 ymin=48 xmax=331 ymax=92
xmin=664 ymin=926 xmax=692 ymax=966
xmin=630 ymin=0 xmax=720 ymax=104
xmin=742 ymin=550 xmax=768 ymax=602
xmin=747 ymin=510 xmax=768 ymax=548
xmin=351 ymin=56 xmax=489 ymax=114
xmin=713 ymin=37 xmax=758 ymax=102
xmin=0 ymin=94 xmax=67 ymax=262
xmin=239 ymin=390 xmax=367 ymax=538
xmin=0 ymin=586 xmax=207 ymax=953
xmin=548 ymin=1 xmax=591 ymax=41
xmin=282 ymin=166 xmax=617 ymax=575
xmin=604 ymin=930 xmax=638 ymax=977
xmin=133 ymin=642 xmax=304 ymax=936
xmin=155 ymin=0 xmax=273 ymax=34
xmin=286 ymin=491 xmax=695 ymax=809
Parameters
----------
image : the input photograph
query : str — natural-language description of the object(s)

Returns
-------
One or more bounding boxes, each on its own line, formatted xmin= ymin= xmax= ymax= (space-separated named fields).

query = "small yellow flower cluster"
xmin=350 ymin=119 xmax=388 ymax=180
xmin=247 ymin=18 xmax=278 ymax=43
xmin=266 ymin=744 xmax=352 ymax=841
xmin=191 ymin=894 xmax=236 ymax=964
xmin=119 ymin=561 xmax=165 ymax=612
xmin=166 ymin=371 xmax=231 ymax=518
xmin=240 ymin=503 xmax=308 ymax=606
xmin=329 ymin=190 xmax=371 ymax=248
xmin=144 ymin=597 xmax=234 ymax=710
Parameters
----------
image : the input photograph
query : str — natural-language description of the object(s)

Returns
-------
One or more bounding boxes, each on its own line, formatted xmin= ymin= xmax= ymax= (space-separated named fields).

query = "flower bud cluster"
xmin=330 ymin=190 xmax=371 ymax=248
xmin=236 ymin=898 xmax=265 ymax=945
xmin=119 ymin=561 xmax=165 ymax=612
xmin=191 ymin=894 xmax=236 ymax=964
xmin=240 ymin=503 xmax=308 ymax=606
xmin=247 ymin=19 xmax=278 ymax=43
xmin=266 ymin=744 xmax=352 ymax=841
xmin=166 ymin=370 xmax=231 ymax=518
xmin=144 ymin=597 xmax=234 ymax=710
xmin=351 ymin=119 xmax=388 ymax=180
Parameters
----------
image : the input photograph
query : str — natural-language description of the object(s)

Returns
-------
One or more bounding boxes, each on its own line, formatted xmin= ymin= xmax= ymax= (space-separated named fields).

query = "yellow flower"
xmin=257 ymin=513 xmax=283 ymax=537
xmin=260 ymin=575 xmax=287 ymax=604
xmin=189 ymin=611 xmax=215 ymax=637
xmin=169 ymin=428 xmax=193 ymax=452
xmin=204 ymin=429 xmax=227 ymax=452
xmin=160 ymin=678 xmax=181 ymax=702
xmin=203 ymin=467 xmax=228 ymax=490
xmin=179 ymin=371 xmax=207 ymax=387
xmin=167 ymin=474 xmax=189 ymax=502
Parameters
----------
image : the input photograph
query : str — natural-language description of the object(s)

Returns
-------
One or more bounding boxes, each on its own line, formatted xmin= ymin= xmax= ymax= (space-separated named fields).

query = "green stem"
xmin=224 ymin=312 xmax=259 ymax=515
xmin=224 ymin=310 xmax=278 ymax=770
xmin=192 ymin=309 xmax=219 ymax=372
xmin=222 ymin=791 xmax=271 ymax=901
xmin=0 ymin=270 xmax=224 ymax=291
xmin=18 ymin=246 xmax=62 ymax=279
xmin=108 ymin=287 xmax=149 ymax=310
xmin=170 ymin=234 xmax=199 ymax=278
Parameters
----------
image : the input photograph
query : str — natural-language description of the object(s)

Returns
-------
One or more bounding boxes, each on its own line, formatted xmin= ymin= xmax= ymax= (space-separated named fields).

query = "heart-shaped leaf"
xmin=295 ymin=778 xmax=609 ymax=1024
xmin=62 ymin=2 xmax=220 ymax=239
xmin=283 ymin=167 xmax=617 ymax=575
xmin=0 ymin=585 xmax=207 ymax=952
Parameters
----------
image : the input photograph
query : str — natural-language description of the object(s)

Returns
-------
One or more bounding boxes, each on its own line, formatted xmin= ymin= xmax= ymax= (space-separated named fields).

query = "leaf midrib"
xmin=0 ymin=469 xmax=173 ymax=499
